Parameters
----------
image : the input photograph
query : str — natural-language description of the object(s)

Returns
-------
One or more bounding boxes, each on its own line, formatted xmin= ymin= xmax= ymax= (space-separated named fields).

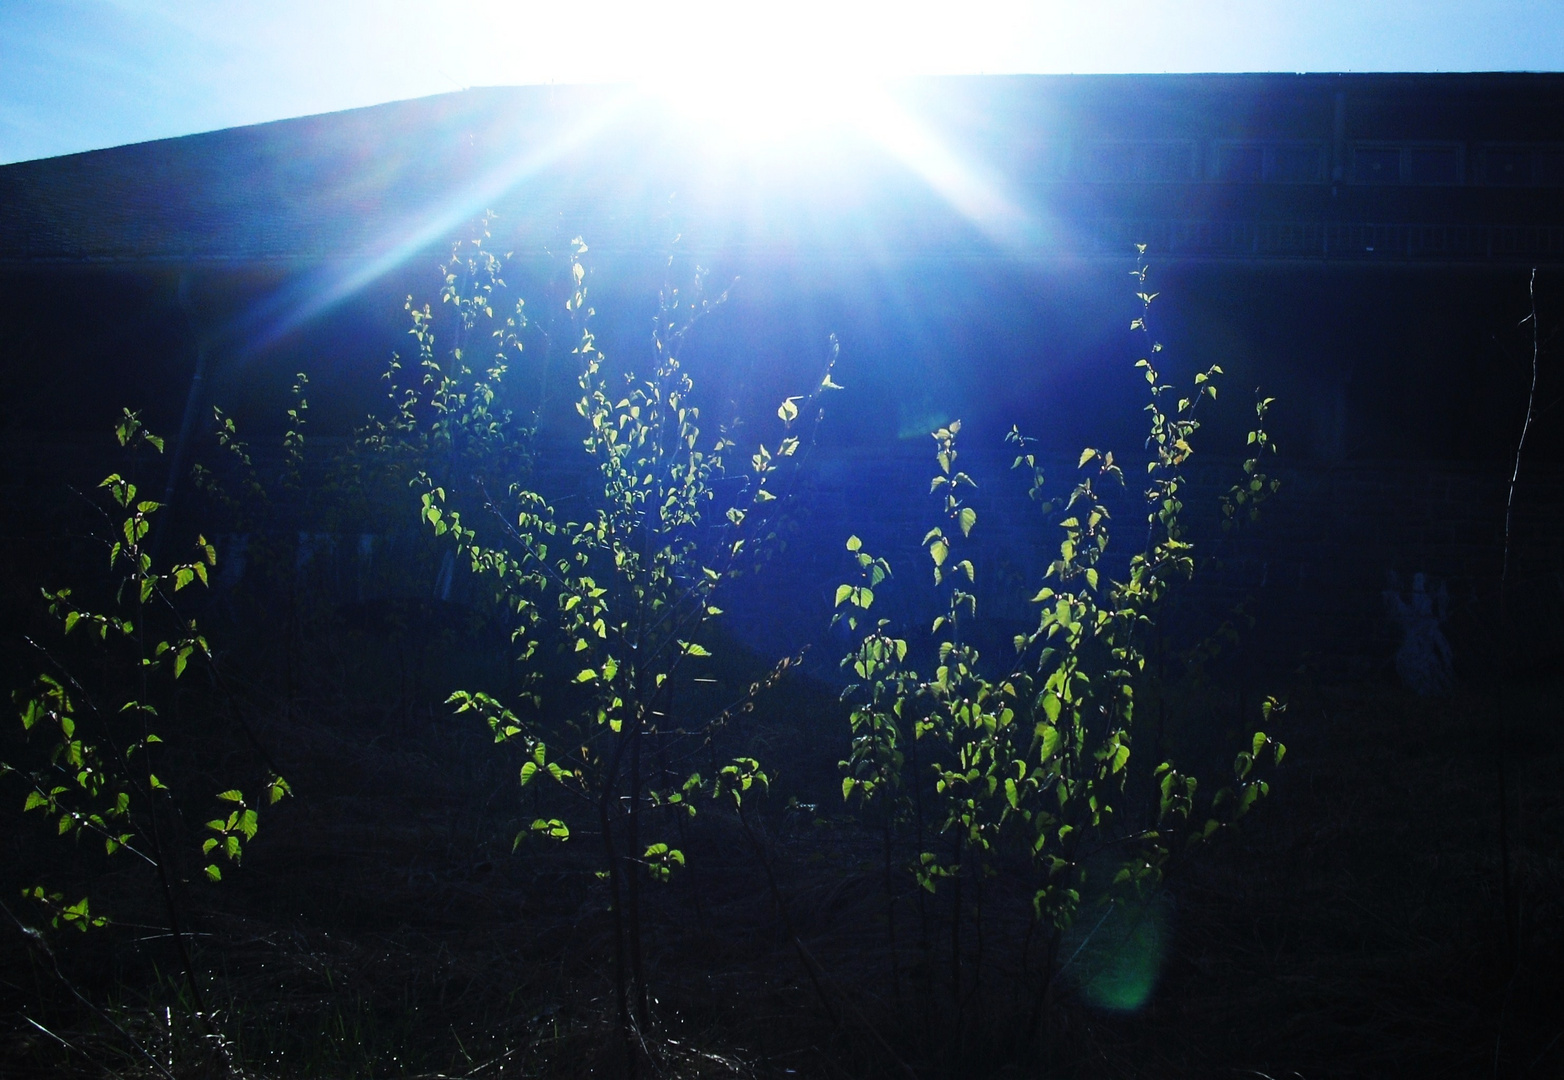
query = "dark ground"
xmin=3 ymin=642 xmax=1560 ymax=1079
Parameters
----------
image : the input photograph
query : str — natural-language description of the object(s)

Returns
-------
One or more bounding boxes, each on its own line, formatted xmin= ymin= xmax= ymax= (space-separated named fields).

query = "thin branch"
xmin=0 ymin=897 xmax=177 ymax=1080
xmin=1503 ymin=269 xmax=1541 ymax=590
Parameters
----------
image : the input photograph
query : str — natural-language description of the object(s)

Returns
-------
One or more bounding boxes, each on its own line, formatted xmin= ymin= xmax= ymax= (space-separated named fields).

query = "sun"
xmin=629 ymin=0 xmax=898 ymax=147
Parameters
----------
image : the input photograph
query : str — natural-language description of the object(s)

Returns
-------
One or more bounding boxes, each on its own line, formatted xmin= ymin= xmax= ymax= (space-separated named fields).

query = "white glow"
xmin=642 ymin=72 xmax=875 ymax=147
xmin=632 ymin=2 xmax=894 ymax=145
xmin=9 ymin=1 xmax=1563 ymax=165
xmin=850 ymin=86 xmax=1036 ymax=247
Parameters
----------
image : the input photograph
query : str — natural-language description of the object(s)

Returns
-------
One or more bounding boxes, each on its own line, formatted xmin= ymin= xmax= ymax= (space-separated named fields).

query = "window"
xmin=1208 ymin=141 xmax=1324 ymax=184
xmin=1008 ymin=141 xmax=1068 ymax=182
xmin=1073 ymin=141 xmax=1197 ymax=183
xmin=1348 ymin=143 xmax=1464 ymax=186
xmin=1353 ymin=147 xmax=1401 ymax=184
xmin=1481 ymin=146 xmax=1564 ymax=187
xmin=969 ymin=136 xmax=1066 ymax=183
xmin=1405 ymin=146 xmax=1462 ymax=185
xmin=1141 ymin=141 xmax=1196 ymax=182
xmin=1076 ymin=142 xmax=1139 ymax=182
xmin=1537 ymin=150 xmax=1564 ymax=187
xmin=1212 ymin=143 xmax=1262 ymax=182
xmin=1269 ymin=143 xmax=1324 ymax=183
xmin=1484 ymin=148 xmax=1531 ymax=185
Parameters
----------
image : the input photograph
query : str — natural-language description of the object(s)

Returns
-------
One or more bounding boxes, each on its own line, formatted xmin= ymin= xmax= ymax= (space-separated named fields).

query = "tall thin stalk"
xmin=1495 ymin=268 xmax=1539 ymax=963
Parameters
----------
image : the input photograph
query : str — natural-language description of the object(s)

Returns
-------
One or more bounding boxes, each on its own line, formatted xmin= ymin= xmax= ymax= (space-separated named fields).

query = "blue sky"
xmin=3 ymin=0 xmax=1562 ymax=165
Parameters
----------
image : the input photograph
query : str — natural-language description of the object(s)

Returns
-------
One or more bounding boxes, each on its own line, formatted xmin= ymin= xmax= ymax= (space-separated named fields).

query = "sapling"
xmin=835 ymin=246 xmax=1286 ymax=1064
xmin=406 ymin=233 xmax=840 ymax=1072
xmin=3 ymin=409 xmax=288 ymax=1035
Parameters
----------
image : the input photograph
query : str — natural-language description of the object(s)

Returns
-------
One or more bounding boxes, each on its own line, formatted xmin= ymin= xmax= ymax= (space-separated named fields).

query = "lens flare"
xmin=1061 ymin=891 xmax=1171 ymax=1013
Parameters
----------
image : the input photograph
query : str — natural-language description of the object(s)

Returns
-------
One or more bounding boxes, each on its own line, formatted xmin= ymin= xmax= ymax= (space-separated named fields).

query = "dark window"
xmin=1485 ymin=149 xmax=1531 ymax=184
xmin=1141 ymin=142 xmax=1194 ymax=182
xmin=1002 ymin=140 xmax=1063 ymax=181
xmin=1269 ymin=144 xmax=1323 ymax=182
xmin=1405 ymin=146 xmax=1461 ymax=185
xmin=1353 ymin=147 xmax=1401 ymax=184
xmin=1213 ymin=144 xmax=1262 ymax=182
xmin=1533 ymin=151 xmax=1564 ymax=187
xmin=1076 ymin=142 xmax=1138 ymax=182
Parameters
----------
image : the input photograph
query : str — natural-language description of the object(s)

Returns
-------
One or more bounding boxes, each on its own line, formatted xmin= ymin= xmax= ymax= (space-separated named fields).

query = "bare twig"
xmin=1495 ymin=268 xmax=1540 ymax=966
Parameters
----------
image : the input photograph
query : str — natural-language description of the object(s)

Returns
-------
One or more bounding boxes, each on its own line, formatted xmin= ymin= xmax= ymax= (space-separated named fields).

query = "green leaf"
xmin=834 ymin=584 xmax=853 ymax=607
xmin=530 ymin=818 xmax=570 ymax=841
xmin=958 ymin=507 xmax=976 ymax=537
xmin=1037 ymin=724 xmax=1060 ymax=762
xmin=575 ymin=668 xmax=598 ymax=683
xmin=846 ymin=535 xmax=862 ymax=552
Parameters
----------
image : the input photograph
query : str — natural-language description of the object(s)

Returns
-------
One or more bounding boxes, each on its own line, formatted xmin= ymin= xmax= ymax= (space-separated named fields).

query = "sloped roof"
xmin=5 ymin=73 xmax=1564 ymax=269
xmin=0 ymin=85 xmax=628 ymax=264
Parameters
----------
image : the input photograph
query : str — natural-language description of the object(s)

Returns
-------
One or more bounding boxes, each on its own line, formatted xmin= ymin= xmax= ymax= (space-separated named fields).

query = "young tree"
xmin=835 ymin=248 xmax=1285 ymax=1065
xmin=3 ymin=411 xmax=287 ymax=1055
xmin=410 ymin=234 xmax=840 ymax=1071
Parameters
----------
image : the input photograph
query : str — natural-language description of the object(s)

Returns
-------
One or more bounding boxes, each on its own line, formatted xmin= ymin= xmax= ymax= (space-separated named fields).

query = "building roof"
xmin=0 ymin=85 xmax=610 ymax=264
xmin=4 ymin=73 xmax=1564 ymax=268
